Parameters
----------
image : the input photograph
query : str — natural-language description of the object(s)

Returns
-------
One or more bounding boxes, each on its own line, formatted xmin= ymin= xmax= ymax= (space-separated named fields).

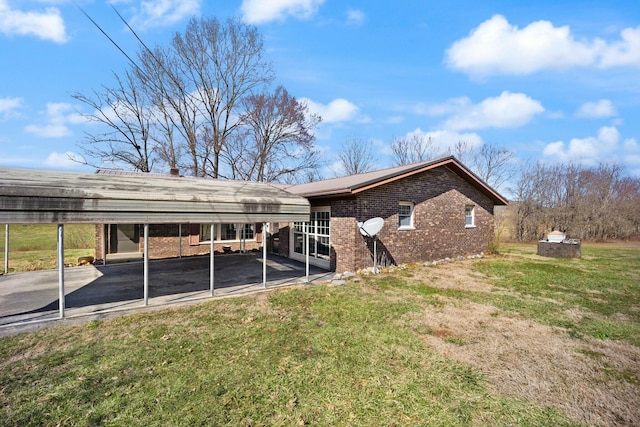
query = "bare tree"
xmin=335 ymin=136 xmax=378 ymax=176
xmin=390 ymin=133 xmax=435 ymax=166
xmin=439 ymin=140 xmax=476 ymax=166
xmin=149 ymin=96 xmax=180 ymax=170
xmin=468 ymin=143 xmax=516 ymax=191
xmin=74 ymin=16 xmax=273 ymax=177
xmin=229 ymin=86 xmax=321 ymax=182
xmin=170 ymin=16 xmax=274 ymax=178
xmin=136 ymin=44 xmax=203 ymax=175
xmin=72 ymin=71 xmax=154 ymax=172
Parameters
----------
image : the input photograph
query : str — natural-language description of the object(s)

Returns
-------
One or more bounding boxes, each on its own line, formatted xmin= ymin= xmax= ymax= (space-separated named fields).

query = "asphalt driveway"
xmin=0 ymin=253 xmax=332 ymax=334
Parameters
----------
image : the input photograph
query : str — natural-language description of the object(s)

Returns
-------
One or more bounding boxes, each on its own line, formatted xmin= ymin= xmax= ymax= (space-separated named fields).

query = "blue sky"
xmin=2 ymin=0 xmax=640 ymax=186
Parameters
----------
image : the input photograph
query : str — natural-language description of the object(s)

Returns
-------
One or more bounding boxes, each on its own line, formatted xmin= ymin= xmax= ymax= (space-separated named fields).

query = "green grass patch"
xmin=473 ymin=243 xmax=640 ymax=346
xmin=0 ymin=284 xmax=574 ymax=426
xmin=0 ymin=224 xmax=95 ymax=273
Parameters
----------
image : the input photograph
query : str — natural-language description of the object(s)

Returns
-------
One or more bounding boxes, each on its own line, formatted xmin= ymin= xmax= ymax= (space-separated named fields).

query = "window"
xmin=241 ymin=223 xmax=254 ymax=240
xmin=220 ymin=224 xmax=237 ymax=241
xmin=199 ymin=224 xmax=215 ymax=241
xmin=293 ymin=208 xmax=331 ymax=261
xmin=398 ymin=201 xmax=414 ymax=229
xmin=199 ymin=223 xmax=256 ymax=242
xmin=465 ymin=206 xmax=475 ymax=228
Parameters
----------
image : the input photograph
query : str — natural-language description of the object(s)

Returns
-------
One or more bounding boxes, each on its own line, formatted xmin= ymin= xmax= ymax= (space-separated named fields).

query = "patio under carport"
xmin=0 ymin=168 xmax=322 ymax=329
xmin=0 ymin=252 xmax=333 ymax=334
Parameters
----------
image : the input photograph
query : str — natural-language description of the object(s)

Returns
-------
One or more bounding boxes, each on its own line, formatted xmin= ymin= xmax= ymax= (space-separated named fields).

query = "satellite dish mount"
xmin=358 ymin=217 xmax=384 ymax=273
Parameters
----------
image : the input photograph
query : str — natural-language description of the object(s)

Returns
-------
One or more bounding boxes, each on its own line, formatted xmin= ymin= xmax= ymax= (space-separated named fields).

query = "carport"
xmin=0 ymin=168 xmax=316 ymax=324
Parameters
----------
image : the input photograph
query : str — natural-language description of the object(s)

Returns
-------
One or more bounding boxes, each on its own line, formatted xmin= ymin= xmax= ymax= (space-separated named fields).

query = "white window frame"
xmin=465 ymin=205 xmax=476 ymax=228
xmin=199 ymin=223 xmax=256 ymax=243
xmin=290 ymin=207 xmax=331 ymax=269
xmin=398 ymin=201 xmax=415 ymax=230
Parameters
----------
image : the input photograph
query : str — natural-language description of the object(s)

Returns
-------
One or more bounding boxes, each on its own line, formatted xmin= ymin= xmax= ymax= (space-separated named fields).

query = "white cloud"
xmin=432 ymin=91 xmax=544 ymax=131
xmin=542 ymin=126 xmax=621 ymax=164
xmin=446 ymin=15 xmax=640 ymax=77
xmin=127 ymin=0 xmax=200 ymax=30
xmin=241 ymin=0 xmax=324 ymax=24
xmin=0 ymin=0 xmax=68 ymax=43
xmin=301 ymin=97 xmax=359 ymax=123
xmin=346 ymin=9 xmax=365 ymax=26
xmin=25 ymin=123 xmax=71 ymax=138
xmin=25 ymin=102 xmax=85 ymax=138
xmin=43 ymin=151 xmax=84 ymax=168
xmin=624 ymin=137 xmax=639 ymax=151
xmin=0 ymin=96 xmax=23 ymax=119
xmin=575 ymin=99 xmax=617 ymax=118
xmin=599 ymin=26 xmax=640 ymax=67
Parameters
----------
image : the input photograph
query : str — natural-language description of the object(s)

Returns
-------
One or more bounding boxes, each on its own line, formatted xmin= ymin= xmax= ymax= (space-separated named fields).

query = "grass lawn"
xmin=475 ymin=242 xmax=640 ymax=346
xmin=0 ymin=242 xmax=638 ymax=426
xmin=0 ymin=224 xmax=95 ymax=273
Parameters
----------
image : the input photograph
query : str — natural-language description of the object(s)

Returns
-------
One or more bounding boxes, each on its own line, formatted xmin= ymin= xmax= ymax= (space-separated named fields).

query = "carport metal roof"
xmin=0 ymin=168 xmax=310 ymax=224
xmin=0 ymin=167 xmax=315 ymax=325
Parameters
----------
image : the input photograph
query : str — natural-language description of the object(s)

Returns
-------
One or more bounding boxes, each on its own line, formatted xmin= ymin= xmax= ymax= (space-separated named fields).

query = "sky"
xmin=2 ymin=0 xmax=640 ymax=192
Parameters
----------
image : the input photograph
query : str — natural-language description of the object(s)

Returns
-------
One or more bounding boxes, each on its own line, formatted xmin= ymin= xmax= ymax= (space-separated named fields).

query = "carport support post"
xmin=210 ymin=224 xmax=214 ymax=296
xmin=143 ymin=224 xmax=149 ymax=306
xmin=4 ymin=224 xmax=8 ymax=274
xmin=305 ymin=222 xmax=310 ymax=283
xmin=262 ymin=223 xmax=267 ymax=289
xmin=57 ymin=224 xmax=65 ymax=319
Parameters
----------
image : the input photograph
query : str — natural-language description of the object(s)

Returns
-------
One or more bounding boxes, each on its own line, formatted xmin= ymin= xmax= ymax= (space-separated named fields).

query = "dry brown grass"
xmin=400 ymin=261 xmax=640 ymax=427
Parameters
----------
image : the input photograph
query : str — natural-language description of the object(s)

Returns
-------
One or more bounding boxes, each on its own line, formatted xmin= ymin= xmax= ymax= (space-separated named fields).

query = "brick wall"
xmin=537 ymin=241 xmax=581 ymax=258
xmin=325 ymin=166 xmax=496 ymax=272
xmin=95 ymin=224 xmax=105 ymax=259
xmin=328 ymin=198 xmax=358 ymax=273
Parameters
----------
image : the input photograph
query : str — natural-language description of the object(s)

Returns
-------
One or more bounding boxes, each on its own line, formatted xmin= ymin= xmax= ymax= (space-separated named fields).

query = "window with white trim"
xmin=398 ymin=201 xmax=414 ymax=229
xmin=199 ymin=223 xmax=255 ymax=243
xmin=293 ymin=208 xmax=330 ymax=261
xmin=200 ymin=224 xmax=215 ymax=241
xmin=465 ymin=205 xmax=475 ymax=228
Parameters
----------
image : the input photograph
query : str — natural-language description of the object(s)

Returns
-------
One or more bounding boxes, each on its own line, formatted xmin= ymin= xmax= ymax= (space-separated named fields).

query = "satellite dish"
xmin=358 ymin=217 xmax=384 ymax=237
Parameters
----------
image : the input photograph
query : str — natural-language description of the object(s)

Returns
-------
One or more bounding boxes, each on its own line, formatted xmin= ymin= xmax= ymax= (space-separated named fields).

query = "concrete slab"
xmin=0 ymin=253 xmax=332 ymax=335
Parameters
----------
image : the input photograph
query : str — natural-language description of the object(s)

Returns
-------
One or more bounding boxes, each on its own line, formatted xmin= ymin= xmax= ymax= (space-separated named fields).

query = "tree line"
xmin=509 ymin=162 xmax=640 ymax=241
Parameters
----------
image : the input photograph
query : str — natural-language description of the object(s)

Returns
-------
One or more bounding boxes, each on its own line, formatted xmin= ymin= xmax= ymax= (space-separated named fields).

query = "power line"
xmin=74 ymin=2 xmax=140 ymax=72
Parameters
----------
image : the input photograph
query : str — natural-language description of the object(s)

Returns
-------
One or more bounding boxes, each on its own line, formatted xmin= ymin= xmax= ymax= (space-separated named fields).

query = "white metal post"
xmin=143 ymin=224 xmax=149 ymax=306
xmin=262 ymin=223 xmax=267 ymax=289
xmin=4 ymin=224 xmax=8 ymax=274
xmin=103 ymin=225 xmax=108 ymax=266
xmin=373 ymin=236 xmax=377 ymax=274
xmin=305 ymin=222 xmax=310 ymax=283
xmin=210 ymin=224 xmax=215 ymax=296
xmin=57 ymin=224 xmax=65 ymax=319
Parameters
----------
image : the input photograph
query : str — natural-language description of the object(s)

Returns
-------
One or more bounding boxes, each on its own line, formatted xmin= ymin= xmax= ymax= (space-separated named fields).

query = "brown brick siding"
xmin=277 ymin=225 xmax=291 ymax=257
xmin=95 ymin=224 xmax=106 ymax=259
xmin=323 ymin=166 xmax=495 ymax=272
